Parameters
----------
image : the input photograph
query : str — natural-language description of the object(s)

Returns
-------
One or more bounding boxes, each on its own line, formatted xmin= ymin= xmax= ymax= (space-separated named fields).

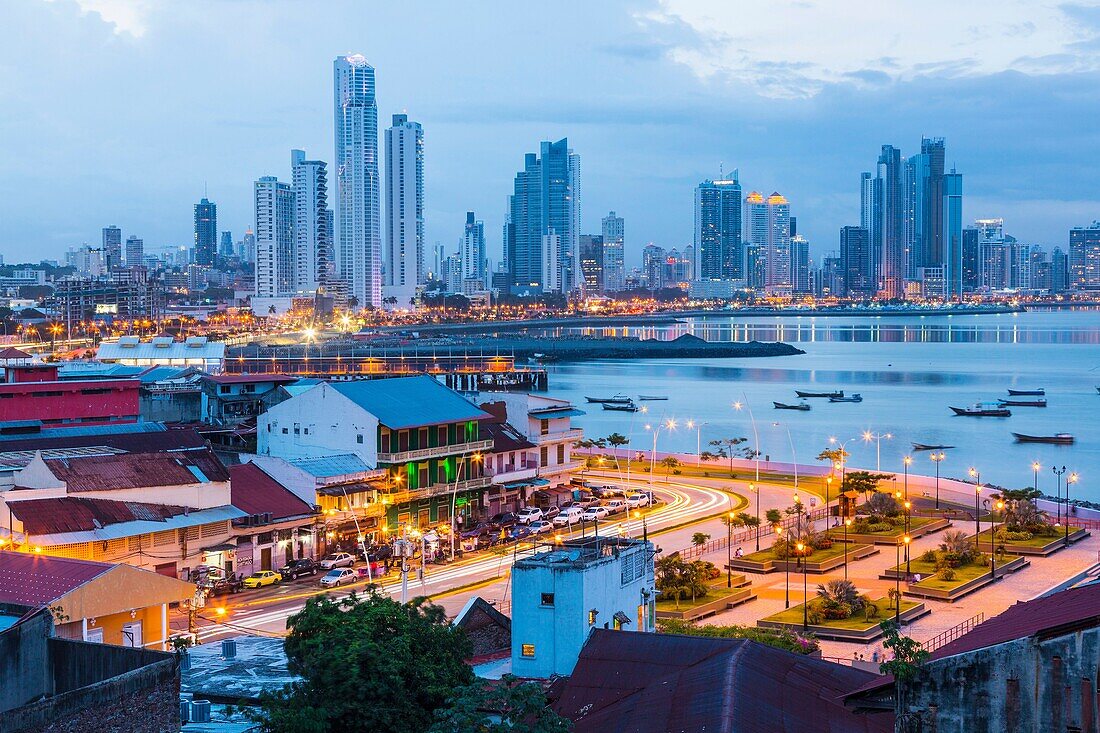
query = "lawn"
xmin=973 ymin=527 xmax=1082 ymax=548
xmin=762 ymin=598 xmax=921 ymax=630
xmin=742 ymin=541 xmax=852 ymax=565
xmin=828 ymin=516 xmax=938 ymax=538
xmin=888 ymin=555 xmax=1022 ymax=592
xmin=655 ymin=580 xmax=742 ymax=612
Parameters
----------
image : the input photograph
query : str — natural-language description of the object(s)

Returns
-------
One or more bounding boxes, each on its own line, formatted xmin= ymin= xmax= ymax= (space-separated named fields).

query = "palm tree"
xmin=606 ymin=432 xmax=629 ymax=469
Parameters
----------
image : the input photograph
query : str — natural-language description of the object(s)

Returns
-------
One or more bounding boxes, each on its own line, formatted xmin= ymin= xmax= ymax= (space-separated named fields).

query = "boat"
xmin=603 ymin=401 xmax=639 ymax=412
xmin=998 ymin=399 xmax=1047 ymax=408
xmin=949 ymin=403 xmax=1012 ymax=417
xmin=586 ymin=394 xmax=632 ymax=404
xmin=795 ymin=390 xmax=843 ymax=399
xmin=1013 ymin=433 xmax=1074 ymax=445
xmin=638 ymin=395 xmax=668 ymax=401
xmin=829 ymin=393 xmax=863 ymax=403
xmin=773 ymin=401 xmax=812 ymax=411
xmin=912 ymin=443 xmax=955 ymax=452
xmin=1007 ymin=388 xmax=1045 ymax=396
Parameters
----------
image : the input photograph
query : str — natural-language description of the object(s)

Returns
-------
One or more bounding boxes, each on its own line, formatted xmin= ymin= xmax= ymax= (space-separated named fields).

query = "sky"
xmin=2 ymin=0 xmax=1100 ymax=268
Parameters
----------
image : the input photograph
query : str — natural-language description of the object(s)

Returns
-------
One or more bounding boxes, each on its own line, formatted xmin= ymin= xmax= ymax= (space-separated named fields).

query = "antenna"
xmin=719 ymin=161 xmax=724 ymax=179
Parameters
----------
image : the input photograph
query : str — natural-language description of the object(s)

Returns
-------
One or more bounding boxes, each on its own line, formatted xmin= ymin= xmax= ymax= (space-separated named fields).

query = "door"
xmin=121 ymin=621 xmax=143 ymax=648
xmin=85 ymin=627 xmax=104 ymax=644
xmin=260 ymin=547 xmax=272 ymax=571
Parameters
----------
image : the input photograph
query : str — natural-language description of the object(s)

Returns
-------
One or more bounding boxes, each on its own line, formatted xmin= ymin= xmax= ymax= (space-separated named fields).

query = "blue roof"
xmin=283 ymin=378 xmax=323 ymax=397
xmin=0 ymin=421 xmax=166 ymax=443
xmin=331 ymin=376 xmax=490 ymax=430
xmin=138 ymin=366 xmax=193 ymax=383
xmin=290 ymin=453 xmax=374 ymax=477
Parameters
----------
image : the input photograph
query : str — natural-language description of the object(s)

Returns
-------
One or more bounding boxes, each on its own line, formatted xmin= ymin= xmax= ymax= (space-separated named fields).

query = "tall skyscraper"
xmin=790 ymin=235 xmax=811 ymax=294
xmin=254 ymin=177 xmax=296 ymax=298
xmin=1069 ymin=222 xmax=1100 ymax=289
xmin=124 ymin=235 xmax=143 ymax=267
xmin=1051 ymin=247 xmax=1069 ymax=292
xmin=102 ymin=226 xmax=122 ymax=269
xmin=194 ymin=198 xmax=217 ymax=267
xmin=840 ymin=226 xmax=872 ymax=297
xmin=461 ymin=212 xmax=486 ymax=288
xmin=219 ymin=231 xmax=234 ymax=259
xmin=976 ymin=219 xmax=1010 ymax=291
xmin=292 ymin=149 xmax=332 ymax=293
xmin=507 ymin=138 xmax=578 ymax=294
xmin=601 ymin=211 xmax=625 ymax=292
xmin=578 ymin=234 xmax=604 ymax=292
xmin=384 ymin=113 xmax=424 ymax=301
xmin=694 ymin=176 xmax=743 ymax=281
xmin=859 ymin=173 xmax=875 ymax=233
xmin=961 ymin=226 xmax=979 ymax=293
xmin=874 ymin=145 xmax=905 ymax=298
xmin=746 ymin=191 xmax=791 ymax=293
xmin=942 ymin=169 xmax=964 ymax=300
xmin=240 ymin=229 xmax=256 ymax=264
xmin=334 ymin=55 xmax=381 ymax=309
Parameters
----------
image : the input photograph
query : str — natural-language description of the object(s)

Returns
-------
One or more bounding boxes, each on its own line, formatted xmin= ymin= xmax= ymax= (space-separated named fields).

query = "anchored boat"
xmin=912 ymin=443 xmax=955 ymax=452
xmin=1013 ymin=433 xmax=1074 ymax=445
xmin=602 ymin=401 xmax=639 ymax=412
xmin=998 ymin=399 xmax=1047 ymax=407
xmin=795 ymin=390 xmax=843 ymax=399
xmin=829 ymin=393 xmax=863 ymax=403
xmin=586 ymin=394 xmax=632 ymax=404
xmin=949 ymin=403 xmax=1012 ymax=417
xmin=774 ymin=401 xmax=812 ymax=411
xmin=1007 ymin=388 xmax=1045 ymax=396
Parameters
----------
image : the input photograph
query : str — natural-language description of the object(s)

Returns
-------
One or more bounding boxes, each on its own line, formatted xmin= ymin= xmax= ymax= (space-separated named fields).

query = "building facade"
xmin=102 ymin=225 xmax=122 ymax=269
xmin=601 ymin=212 xmax=625 ymax=291
xmin=1069 ymin=222 xmax=1100 ymax=289
xmin=840 ymin=226 xmax=872 ymax=297
xmin=694 ymin=177 xmax=743 ymax=282
xmin=254 ymin=176 xmax=296 ymax=298
xmin=194 ymin=198 xmax=217 ymax=268
xmin=462 ymin=211 xmax=486 ymax=289
xmin=507 ymin=139 xmax=578 ymax=295
xmin=384 ymin=114 xmax=425 ymax=304
xmin=291 ymin=149 xmax=333 ymax=294
xmin=746 ymin=191 xmax=792 ymax=294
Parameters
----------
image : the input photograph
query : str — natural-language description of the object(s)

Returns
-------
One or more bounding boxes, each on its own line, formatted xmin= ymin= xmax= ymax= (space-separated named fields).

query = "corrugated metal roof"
xmin=331 ymin=376 xmax=490 ymax=429
xmin=8 ymin=496 xmax=188 ymax=534
xmin=42 ymin=447 xmax=229 ymax=491
xmin=204 ymin=374 xmax=298 ymax=385
xmin=528 ymin=407 xmax=586 ymax=419
xmin=97 ymin=338 xmax=226 ymax=361
xmin=10 ymin=502 xmax=247 ymax=545
xmin=230 ymin=463 xmax=316 ymax=520
xmin=289 ymin=453 xmax=374 ymax=477
xmin=0 ymin=550 xmax=113 ymax=606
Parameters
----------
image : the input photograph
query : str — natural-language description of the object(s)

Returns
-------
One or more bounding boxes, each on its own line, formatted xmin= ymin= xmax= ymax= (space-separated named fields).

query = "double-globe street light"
xmin=645 ymin=418 xmax=678 ymax=477
xmin=862 ymin=430 xmax=894 ymax=472
xmin=734 ymin=399 xmax=762 ymax=551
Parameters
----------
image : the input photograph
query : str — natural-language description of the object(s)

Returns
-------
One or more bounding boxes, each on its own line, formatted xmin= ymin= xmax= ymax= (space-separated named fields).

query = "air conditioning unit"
xmin=190 ymin=700 xmax=211 ymax=723
xmin=179 ymin=700 xmax=191 ymax=723
xmin=221 ymin=639 xmax=237 ymax=659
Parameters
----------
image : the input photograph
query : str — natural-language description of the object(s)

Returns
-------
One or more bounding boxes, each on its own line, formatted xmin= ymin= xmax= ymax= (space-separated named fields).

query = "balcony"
xmin=486 ymin=461 xmax=539 ymax=484
xmin=377 ymin=439 xmax=494 ymax=464
xmin=382 ymin=476 xmax=492 ymax=505
xmin=531 ymin=428 xmax=584 ymax=445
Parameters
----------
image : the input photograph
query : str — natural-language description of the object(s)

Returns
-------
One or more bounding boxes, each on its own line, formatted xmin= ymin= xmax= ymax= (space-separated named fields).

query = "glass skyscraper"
xmin=384 ymin=113 xmax=424 ymax=300
xmin=507 ymin=138 xmax=578 ymax=294
xmin=694 ymin=176 xmax=743 ymax=281
xmin=193 ymin=199 xmax=217 ymax=267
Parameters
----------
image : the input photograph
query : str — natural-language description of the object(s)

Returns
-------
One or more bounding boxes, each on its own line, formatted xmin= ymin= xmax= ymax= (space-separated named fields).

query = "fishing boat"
xmin=998 ymin=399 xmax=1047 ymax=408
xmin=638 ymin=395 xmax=669 ymax=401
xmin=912 ymin=443 xmax=955 ymax=452
xmin=1007 ymin=388 xmax=1045 ymax=396
xmin=602 ymin=401 xmax=639 ymax=412
xmin=829 ymin=393 xmax=863 ymax=403
xmin=949 ymin=403 xmax=1012 ymax=417
xmin=773 ymin=401 xmax=812 ymax=411
xmin=586 ymin=394 xmax=632 ymax=404
xmin=795 ymin=390 xmax=843 ymax=399
xmin=1013 ymin=433 xmax=1074 ymax=445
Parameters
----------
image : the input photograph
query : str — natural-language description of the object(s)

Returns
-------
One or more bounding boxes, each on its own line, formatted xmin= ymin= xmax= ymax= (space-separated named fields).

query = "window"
xmin=521 ymin=644 xmax=536 ymax=658
xmin=540 ymin=419 xmax=549 ymax=435
xmin=293 ymin=423 xmax=300 ymax=435
xmin=282 ymin=428 xmax=288 ymax=434
xmin=540 ymin=593 xmax=555 ymax=606
xmin=557 ymin=444 xmax=565 ymax=464
xmin=356 ymin=434 xmax=364 ymax=444
xmin=540 ymin=446 xmax=548 ymax=466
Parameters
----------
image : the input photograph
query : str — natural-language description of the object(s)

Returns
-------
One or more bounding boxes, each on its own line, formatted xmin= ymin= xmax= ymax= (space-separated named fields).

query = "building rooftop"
xmin=204 ymin=373 xmax=299 ymax=386
xmin=182 ymin=635 xmax=297 ymax=703
xmin=6 ymin=499 xmax=246 ymax=544
xmin=289 ymin=453 xmax=376 ymax=478
xmin=96 ymin=336 xmax=226 ymax=363
xmin=230 ymin=463 xmax=316 ymax=520
xmin=513 ymin=537 xmax=649 ymax=570
xmin=331 ymin=375 xmax=490 ymax=430
xmin=0 ymin=550 xmax=113 ymax=607
xmin=33 ymin=447 xmax=229 ymax=492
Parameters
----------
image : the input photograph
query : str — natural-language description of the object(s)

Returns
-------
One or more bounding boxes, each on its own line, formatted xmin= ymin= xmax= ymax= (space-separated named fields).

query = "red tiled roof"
xmin=553 ymin=630 xmax=892 ymax=733
xmin=42 ymin=447 xmax=229 ymax=491
xmin=0 ymin=347 xmax=33 ymax=360
xmin=0 ymin=550 xmax=114 ymax=606
xmin=8 ymin=497 xmax=188 ymax=535
xmin=204 ymin=374 xmax=298 ymax=385
xmin=229 ymin=463 xmax=315 ymax=520
xmin=0 ymin=426 xmax=210 ymax=454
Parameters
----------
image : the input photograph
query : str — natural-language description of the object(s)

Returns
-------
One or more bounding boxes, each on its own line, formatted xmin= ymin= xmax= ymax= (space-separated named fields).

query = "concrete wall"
xmin=0 ymin=610 xmax=53 ymax=712
xmin=258 ymin=383 xmax=380 ymax=465
xmin=140 ymin=390 xmax=201 ymax=424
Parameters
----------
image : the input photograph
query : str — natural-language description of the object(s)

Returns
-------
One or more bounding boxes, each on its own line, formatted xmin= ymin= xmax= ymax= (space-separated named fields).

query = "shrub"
xmin=999 ymin=530 xmax=1033 ymax=542
xmin=939 ymin=529 xmax=971 ymax=555
xmin=937 ymin=552 xmax=964 ymax=569
xmin=868 ymin=522 xmax=895 ymax=533
xmin=655 ymin=619 xmax=820 ymax=655
xmin=920 ymin=549 xmax=937 ymax=564
xmin=811 ymin=536 xmax=834 ymax=550
xmin=867 ymin=492 xmax=900 ymax=517
xmin=820 ymin=601 xmax=853 ymax=620
xmin=939 ymin=568 xmax=957 ymax=581
xmin=807 ymin=605 xmax=824 ymax=625
xmin=850 ymin=520 xmax=872 ymax=534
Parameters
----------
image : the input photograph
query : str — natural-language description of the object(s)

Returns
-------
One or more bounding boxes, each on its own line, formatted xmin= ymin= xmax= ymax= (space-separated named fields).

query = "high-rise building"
xmin=1009 ymin=243 xmax=1041 ymax=290
xmin=240 ymin=229 xmax=256 ymax=264
xmin=819 ymin=254 xmax=844 ymax=297
xmin=694 ymin=176 xmax=744 ymax=281
xmin=291 ymin=149 xmax=332 ymax=294
xmin=961 ymin=226 xmax=979 ymax=293
xmin=124 ymin=236 xmax=143 ymax=267
xmin=791 ymin=235 xmax=811 ymax=294
xmin=219 ymin=231 xmax=234 ymax=259
xmin=578 ymin=234 xmax=604 ymax=292
xmin=1051 ymin=247 xmax=1069 ymax=292
xmin=905 ymin=138 xmax=946 ymax=276
xmin=746 ymin=191 xmax=791 ymax=293
xmin=461 ymin=212 xmax=486 ymax=288
xmin=942 ymin=169 xmax=964 ymax=300
xmin=975 ymin=219 xmax=1010 ymax=291
xmin=102 ymin=226 xmax=122 ymax=269
xmin=859 ymin=173 xmax=875 ymax=233
xmin=874 ymin=145 xmax=905 ymax=298
xmin=507 ymin=139 xmax=578 ymax=294
xmin=840 ymin=226 xmax=872 ymax=297
xmin=254 ymin=176 xmax=296 ymax=298
xmin=194 ymin=198 xmax=217 ymax=267
xmin=1069 ymin=222 xmax=1100 ymax=290
xmin=384 ymin=114 xmax=424 ymax=302
xmin=601 ymin=211 xmax=625 ymax=292
xmin=334 ymin=54 xmax=381 ymax=309
xmin=642 ymin=244 xmax=665 ymax=289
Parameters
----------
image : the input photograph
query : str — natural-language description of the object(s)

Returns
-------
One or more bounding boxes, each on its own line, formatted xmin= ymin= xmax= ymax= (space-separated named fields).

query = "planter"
xmin=656 ymin=587 xmax=757 ymax=621
xmin=831 ymin=517 xmax=952 ymax=546
xmin=728 ymin=544 xmax=877 ymax=575
xmin=758 ymin=600 xmax=930 ymax=642
xmin=972 ymin=527 xmax=1090 ymax=556
xmin=901 ymin=556 xmax=1030 ymax=602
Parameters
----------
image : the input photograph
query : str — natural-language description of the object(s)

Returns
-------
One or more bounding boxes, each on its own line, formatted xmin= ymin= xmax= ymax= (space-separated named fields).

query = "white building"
xmin=481 ymin=393 xmax=583 ymax=488
xmin=96 ymin=336 xmax=226 ymax=373
xmin=511 ymin=537 xmax=656 ymax=679
xmin=746 ymin=191 xmax=792 ymax=294
xmin=334 ymin=54 xmax=382 ymax=310
xmin=291 ymin=149 xmax=332 ymax=294
xmin=461 ymin=212 xmax=486 ymax=288
xmin=254 ymin=176 xmax=296 ymax=298
xmin=383 ymin=113 xmax=424 ymax=307
xmin=542 ymin=230 xmax=562 ymax=294
xmin=601 ymin=211 xmax=625 ymax=292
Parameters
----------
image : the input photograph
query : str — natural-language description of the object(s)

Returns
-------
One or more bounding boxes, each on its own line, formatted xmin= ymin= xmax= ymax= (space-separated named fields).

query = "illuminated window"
xmin=588 ymin=609 xmax=598 ymax=625
xmin=521 ymin=644 xmax=535 ymax=658
xmin=540 ymin=593 xmax=554 ymax=606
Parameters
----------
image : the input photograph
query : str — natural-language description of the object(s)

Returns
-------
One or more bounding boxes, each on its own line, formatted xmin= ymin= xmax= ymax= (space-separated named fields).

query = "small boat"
xmin=1007 ymin=388 xmax=1045 ymax=396
xmin=796 ymin=390 xmax=843 ymax=399
xmin=998 ymin=399 xmax=1047 ymax=408
xmin=637 ymin=395 xmax=668 ymax=401
xmin=829 ymin=393 xmax=863 ymax=403
xmin=586 ymin=394 xmax=631 ymax=404
xmin=774 ymin=401 xmax=812 ymax=411
xmin=603 ymin=401 xmax=639 ymax=412
xmin=1013 ymin=433 xmax=1074 ymax=445
xmin=912 ymin=443 xmax=955 ymax=452
xmin=950 ymin=403 xmax=1012 ymax=417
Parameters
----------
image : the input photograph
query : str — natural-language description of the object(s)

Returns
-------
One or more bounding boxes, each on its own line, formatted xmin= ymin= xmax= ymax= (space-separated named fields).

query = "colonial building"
xmin=227 ymin=462 xmax=319 ymax=574
xmin=480 ymin=393 xmax=584 ymax=488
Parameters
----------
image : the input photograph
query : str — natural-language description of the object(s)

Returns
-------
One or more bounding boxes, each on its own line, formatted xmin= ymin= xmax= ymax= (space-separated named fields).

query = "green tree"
xmin=605 ymin=432 xmax=629 ymax=467
xmin=816 ymin=447 xmax=848 ymax=466
xmin=843 ymin=471 xmax=890 ymax=497
xmin=879 ymin=620 xmax=930 ymax=730
xmin=252 ymin=590 xmax=473 ymax=733
xmin=738 ymin=512 xmax=760 ymax=528
xmin=765 ymin=508 xmax=783 ymax=525
xmin=430 ymin=674 xmax=572 ymax=733
xmin=692 ymin=532 xmax=711 ymax=547
xmin=708 ymin=437 xmax=748 ymax=474
xmin=659 ymin=455 xmax=680 ymax=480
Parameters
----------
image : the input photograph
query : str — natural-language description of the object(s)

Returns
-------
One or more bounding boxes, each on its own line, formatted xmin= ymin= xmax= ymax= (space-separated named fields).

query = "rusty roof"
xmin=0 ymin=550 xmax=114 ymax=607
xmin=230 ymin=463 xmax=315 ymax=520
xmin=42 ymin=447 xmax=229 ymax=492
xmin=553 ymin=630 xmax=892 ymax=733
xmin=204 ymin=373 xmax=299 ymax=385
xmin=8 ymin=497 xmax=188 ymax=535
xmin=0 ymin=424 xmax=209 ymax=453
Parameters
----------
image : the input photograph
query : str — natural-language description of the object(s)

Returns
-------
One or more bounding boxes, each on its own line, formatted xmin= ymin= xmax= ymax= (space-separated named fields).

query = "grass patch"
xmin=973 ymin=527 xmax=1081 ymax=548
xmin=655 ymin=580 xmax=740 ymax=612
xmin=888 ymin=556 xmax=1022 ymax=591
xmin=743 ymin=542 xmax=852 ymax=565
xmin=828 ymin=516 xmax=938 ymax=538
xmin=762 ymin=598 xmax=921 ymax=630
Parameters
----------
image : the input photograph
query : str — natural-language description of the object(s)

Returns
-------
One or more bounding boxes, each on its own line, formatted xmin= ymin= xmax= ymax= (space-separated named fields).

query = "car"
xmin=573 ymin=494 xmax=600 ymax=509
xmin=626 ymin=493 xmax=652 ymax=508
xmin=604 ymin=499 xmax=627 ymax=514
xmin=559 ymin=500 xmax=580 ymax=510
xmin=278 ymin=558 xmax=320 ymax=580
xmin=581 ymin=506 xmax=610 ymax=522
xmin=204 ymin=577 xmax=243 ymax=596
xmin=488 ymin=512 xmax=518 ymax=529
xmin=508 ymin=524 xmax=534 ymax=541
xmin=241 ymin=570 xmax=282 ymax=588
xmin=319 ymin=568 xmax=357 ymax=588
xmin=553 ymin=507 xmax=585 ymax=526
xmin=460 ymin=521 xmax=491 ymax=539
xmin=516 ymin=507 xmax=544 ymax=524
xmin=319 ymin=552 xmax=354 ymax=570
xmin=541 ymin=506 xmax=561 ymax=520
xmin=528 ymin=520 xmax=554 ymax=534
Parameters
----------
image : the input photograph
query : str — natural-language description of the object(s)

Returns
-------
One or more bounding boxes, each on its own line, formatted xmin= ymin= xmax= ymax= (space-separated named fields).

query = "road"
xmin=180 ymin=475 xmax=742 ymax=643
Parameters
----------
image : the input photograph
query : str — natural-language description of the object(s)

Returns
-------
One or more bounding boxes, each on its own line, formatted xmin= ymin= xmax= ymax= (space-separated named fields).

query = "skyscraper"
xmin=219 ymin=231 xmax=234 ymax=259
xmin=384 ymin=113 xmax=424 ymax=302
xmin=240 ymin=229 xmax=256 ymax=264
xmin=292 ymin=149 xmax=332 ymax=293
xmin=1051 ymin=247 xmax=1069 ymax=292
xmin=942 ymin=169 xmax=964 ymax=300
xmin=254 ymin=177 xmax=296 ymax=298
xmin=601 ymin=211 xmax=625 ymax=292
xmin=746 ymin=191 xmax=791 ymax=293
xmin=874 ymin=145 xmax=905 ymax=298
xmin=694 ymin=176 xmax=743 ymax=281
xmin=961 ymin=226 xmax=979 ymax=293
xmin=507 ymin=139 xmax=578 ymax=294
xmin=125 ymin=235 xmax=143 ymax=267
xmin=790 ymin=235 xmax=811 ymax=294
xmin=101 ymin=226 xmax=122 ymax=269
xmin=1069 ymin=222 xmax=1100 ymax=289
xmin=194 ymin=198 xmax=217 ymax=267
xmin=840 ymin=226 xmax=872 ymax=297
xmin=461 ymin=212 xmax=486 ymax=288
xmin=578 ymin=234 xmax=604 ymax=292
xmin=334 ymin=55 xmax=381 ymax=309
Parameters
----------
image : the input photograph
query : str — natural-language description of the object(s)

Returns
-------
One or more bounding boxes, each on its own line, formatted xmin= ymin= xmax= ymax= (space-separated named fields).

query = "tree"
xmin=692 ymin=532 xmax=711 ymax=547
xmin=659 ymin=456 xmax=680 ymax=480
xmin=430 ymin=674 xmax=572 ymax=733
xmin=765 ymin=508 xmax=783 ymax=525
xmin=605 ymin=432 xmax=629 ymax=466
xmin=251 ymin=590 xmax=473 ymax=733
xmin=738 ymin=512 xmax=760 ymax=528
xmin=879 ymin=620 xmax=929 ymax=730
xmin=843 ymin=471 xmax=890 ymax=497
xmin=708 ymin=437 xmax=747 ymax=474
xmin=816 ymin=447 xmax=848 ymax=466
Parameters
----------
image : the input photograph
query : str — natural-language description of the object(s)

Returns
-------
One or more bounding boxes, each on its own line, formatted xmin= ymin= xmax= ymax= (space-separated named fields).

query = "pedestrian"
xmin=914 ymin=573 xmax=922 ymax=583
xmin=871 ymin=650 xmax=879 ymax=664
xmin=735 ymin=547 xmax=744 ymax=559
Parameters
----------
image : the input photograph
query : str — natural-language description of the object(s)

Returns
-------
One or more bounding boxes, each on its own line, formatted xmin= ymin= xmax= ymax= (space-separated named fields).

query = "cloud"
xmin=44 ymin=0 xmax=153 ymax=37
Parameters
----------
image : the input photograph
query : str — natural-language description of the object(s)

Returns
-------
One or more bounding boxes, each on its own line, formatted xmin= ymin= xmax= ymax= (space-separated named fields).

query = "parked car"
xmin=559 ymin=500 xmax=580 ymax=510
xmin=553 ymin=507 xmax=585 ymax=526
xmin=320 ymin=568 xmax=357 ymax=588
xmin=241 ymin=570 xmax=282 ymax=589
xmin=626 ymin=493 xmax=651 ymax=508
xmin=319 ymin=552 xmax=354 ymax=570
xmin=591 ymin=485 xmax=618 ymax=498
xmin=581 ymin=506 xmax=610 ymax=522
xmin=541 ymin=506 xmax=561 ymax=521
xmin=604 ymin=499 xmax=627 ymax=514
xmin=278 ymin=558 xmax=320 ymax=580
xmin=528 ymin=520 xmax=554 ymax=534
xmin=460 ymin=521 xmax=492 ymax=539
xmin=488 ymin=512 xmax=518 ymax=529
xmin=516 ymin=507 xmax=544 ymax=524
xmin=509 ymin=525 xmax=534 ymax=541
xmin=204 ymin=576 xmax=243 ymax=596
xmin=574 ymin=494 xmax=600 ymax=509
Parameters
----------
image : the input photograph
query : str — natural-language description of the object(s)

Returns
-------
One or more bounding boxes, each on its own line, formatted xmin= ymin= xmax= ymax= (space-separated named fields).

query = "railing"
xmin=921 ymin=612 xmax=984 ymax=654
xmin=377 ymin=439 xmax=493 ymax=464
xmin=531 ymin=428 xmax=584 ymax=445
xmin=677 ymin=506 xmax=830 ymax=560
xmin=384 ymin=476 xmax=492 ymax=504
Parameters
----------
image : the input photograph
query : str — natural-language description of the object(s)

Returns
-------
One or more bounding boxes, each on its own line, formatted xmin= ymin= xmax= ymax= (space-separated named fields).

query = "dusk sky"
xmin=3 ymin=0 xmax=1099 ymax=267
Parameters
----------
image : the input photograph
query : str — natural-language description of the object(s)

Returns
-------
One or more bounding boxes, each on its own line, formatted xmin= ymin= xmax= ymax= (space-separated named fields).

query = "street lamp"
xmin=825 ymin=475 xmax=833 ymax=522
xmin=931 ymin=452 xmax=946 ymax=508
xmin=686 ymin=420 xmax=708 ymax=457
xmin=862 ymin=430 xmax=894 ymax=471
xmin=895 ymin=535 xmax=911 ymax=624
xmin=733 ymin=398 xmax=761 ymax=494
xmin=1052 ymin=466 xmax=1067 ymax=528
xmin=902 ymin=455 xmax=912 ymax=501
xmin=777 ymin=526 xmax=790 ymax=608
xmin=1066 ymin=473 xmax=1079 ymax=548
xmin=969 ymin=468 xmax=981 ymax=538
xmin=645 ymin=419 xmax=677 ymax=477
xmin=450 ymin=452 xmax=483 ymax=560
xmin=750 ymin=482 xmax=760 ymax=552
xmin=797 ymin=541 xmax=808 ymax=632
xmin=726 ymin=511 xmax=736 ymax=588
xmin=903 ymin=500 xmax=912 ymax=574
xmin=991 ymin=499 xmax=1004 ymax=579
xmin=1031 ymin=461 xmax=1041 ymax=493
xmin=843 ymin=518 xmax=852 ymax=580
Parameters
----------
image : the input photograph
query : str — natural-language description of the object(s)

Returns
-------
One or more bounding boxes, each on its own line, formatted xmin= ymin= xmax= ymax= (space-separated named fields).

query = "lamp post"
xmin=931 ymin=452 xmax=946 ymax=508
xmin=825 ymin=475 xmax=833 ymax=523
xmin=843 ymin=518 xmax=851 ymax=580
xmin=797 ymin=541 xmax=808 ymax=632
xmin=750 ymin=482 xmax=760 ymax=552
xmin=969 ymin=467 xmax=981 ymax=538
xmin=793 ymin=493 xmax=803 ymax=570
xmin=778 ymin=526 xmax=790 ymax=608
xmin=734 ymin=396 xmax=761 ymax=494
xmin=991 ymin=499 xmax=1003 ymax=579
xmin=904 ymin=500 xmax=912 ymax=574
xmin=862 ymin=430 xmax=894 ymax=471
xmin=686 ymin=420 xmax=708 ymax=457
xmin=450 ymin=452 xmax=483 ymax=560
xmin=1052 ymin=466 xmax=1066 ymax=528
xmin=1031 ymin=461 xmax=1041 ymax=493
xmin=645 ymin=419 xmax=677 ymax=477
xmin=902 ymin=455 xmax=912 ymax=502
xmin=1066 ymin=473 xmax=1079 ymax=548
xmin=726 ymin=511 xmax=735 ymax=588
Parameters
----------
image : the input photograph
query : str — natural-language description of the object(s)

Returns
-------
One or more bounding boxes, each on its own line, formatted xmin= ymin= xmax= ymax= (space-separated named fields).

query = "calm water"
xmin=540 ymin=310 xmax=1100 ymax=500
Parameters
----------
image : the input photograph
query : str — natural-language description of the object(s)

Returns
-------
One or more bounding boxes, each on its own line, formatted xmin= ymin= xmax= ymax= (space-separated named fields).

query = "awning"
xmin=502 ymin=478 xmax=550 ymax=490
xmin=201 ymin=542 xmax=237 ymax=553
xmin=528 ymin=408 xmax=586 ymax=419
